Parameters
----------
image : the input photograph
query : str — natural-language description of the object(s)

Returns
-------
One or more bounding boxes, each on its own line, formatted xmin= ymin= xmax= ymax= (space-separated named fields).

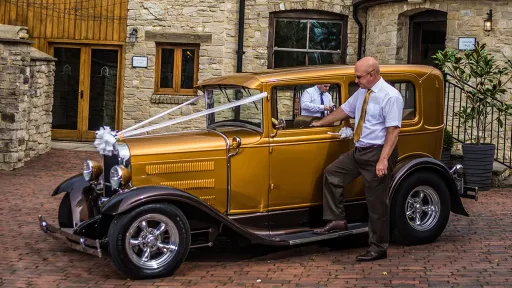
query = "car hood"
xmin=121 ymin=128 xmax=262 ymax=157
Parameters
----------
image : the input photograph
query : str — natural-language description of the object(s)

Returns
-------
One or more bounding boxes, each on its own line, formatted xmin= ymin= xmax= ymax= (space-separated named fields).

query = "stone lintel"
xmin=145 ymin=31 xmax=213 ymax=44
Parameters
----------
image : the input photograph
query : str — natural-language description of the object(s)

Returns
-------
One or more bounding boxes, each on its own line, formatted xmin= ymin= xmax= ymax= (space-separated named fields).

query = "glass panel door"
xmin=87 ymin=48 xmax=119 ymax=133
xmin=51 ymin=45 xmax=121 ymax=141
xmin=51 ymin=47 xmax=82 ymax=139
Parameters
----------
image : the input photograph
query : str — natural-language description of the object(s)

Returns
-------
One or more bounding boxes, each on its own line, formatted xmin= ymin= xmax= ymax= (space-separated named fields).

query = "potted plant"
xmin=441 ymin=127 xmax=453 ymax=168
xmin=433 ymin=42 xmax=512 ymax=190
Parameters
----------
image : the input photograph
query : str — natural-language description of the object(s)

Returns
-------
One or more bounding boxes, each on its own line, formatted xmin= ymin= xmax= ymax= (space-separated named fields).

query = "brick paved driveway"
xmin=1 ymin=149 xmax=512 ymax=288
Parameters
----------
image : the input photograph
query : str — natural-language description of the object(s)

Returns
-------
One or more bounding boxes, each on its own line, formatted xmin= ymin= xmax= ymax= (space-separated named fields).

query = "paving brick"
xmin=1 ymin=149 xmax=512 ymax=287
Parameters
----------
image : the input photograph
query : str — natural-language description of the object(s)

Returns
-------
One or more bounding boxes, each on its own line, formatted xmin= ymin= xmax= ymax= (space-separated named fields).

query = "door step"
xmin=260 ymin=223 xmax=368 ymax=245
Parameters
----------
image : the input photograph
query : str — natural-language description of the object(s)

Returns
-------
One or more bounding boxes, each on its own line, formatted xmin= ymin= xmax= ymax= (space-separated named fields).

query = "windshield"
xmin=205 ymin=86 xmax=263 ymax=130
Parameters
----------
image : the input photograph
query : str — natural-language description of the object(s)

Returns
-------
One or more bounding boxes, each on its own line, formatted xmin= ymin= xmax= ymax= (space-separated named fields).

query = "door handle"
xmin=80 ymin=90 xmax=84 ymax=99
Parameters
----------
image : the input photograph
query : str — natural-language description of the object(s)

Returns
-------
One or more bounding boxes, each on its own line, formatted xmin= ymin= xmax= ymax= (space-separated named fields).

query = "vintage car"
xmin=38 ymin=64 xmax=478 ymax=279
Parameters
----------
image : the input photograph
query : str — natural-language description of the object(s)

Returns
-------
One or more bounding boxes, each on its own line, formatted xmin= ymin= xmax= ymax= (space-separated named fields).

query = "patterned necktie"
xmin=320 ymin=92 xmax=325 ymax=117
xmin=353 ymin=89 xmax=372 ymax=143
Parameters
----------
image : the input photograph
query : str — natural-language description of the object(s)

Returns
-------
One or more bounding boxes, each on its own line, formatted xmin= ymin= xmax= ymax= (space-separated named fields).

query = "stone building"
xmin=1 ymin=0 xmax=512 ymax=171
xmin=124 ymin=0 xmax=512 ymax=133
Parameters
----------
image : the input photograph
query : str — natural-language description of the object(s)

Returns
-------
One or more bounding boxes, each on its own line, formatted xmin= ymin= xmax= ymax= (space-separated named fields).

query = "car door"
xmin=267 ymin=81 xmax=364 ymax=232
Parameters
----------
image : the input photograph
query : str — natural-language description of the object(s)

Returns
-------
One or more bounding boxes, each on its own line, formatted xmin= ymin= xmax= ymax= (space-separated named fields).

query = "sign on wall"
xmin=458 ymin=37 xmax=476 ymax=50
xmin=132 ymin=56 xmax=148 ymax=68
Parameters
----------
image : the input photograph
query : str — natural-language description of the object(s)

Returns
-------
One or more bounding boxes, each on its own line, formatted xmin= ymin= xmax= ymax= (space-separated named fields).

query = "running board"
xmin=260 ymin=223 xmax=368 ymax=246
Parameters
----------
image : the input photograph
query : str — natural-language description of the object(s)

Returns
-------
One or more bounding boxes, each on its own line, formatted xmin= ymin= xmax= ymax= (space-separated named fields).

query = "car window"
xmin=205 ymin=86 xmax=263 ymax=130
xmin=271 ymin=83 xmax=341 ymax=130
xmin=348 ymin=81 xmax=416 ymax=121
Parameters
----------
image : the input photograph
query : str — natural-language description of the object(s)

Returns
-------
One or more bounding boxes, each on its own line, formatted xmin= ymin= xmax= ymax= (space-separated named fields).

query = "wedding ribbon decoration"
xmin=93 ymin=92 xmax=268 ymax=155
xmin=119 ymin=95 xmax=201 ymax=135
xmin=93 ymin=126 xmax=117 ymax=156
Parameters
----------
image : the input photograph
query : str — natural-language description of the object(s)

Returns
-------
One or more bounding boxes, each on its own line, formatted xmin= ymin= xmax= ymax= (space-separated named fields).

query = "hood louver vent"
xmin=161 ymin=179 xmax=215 ymax=190
xmin=146 ymin=161 xmax=214 ymax=175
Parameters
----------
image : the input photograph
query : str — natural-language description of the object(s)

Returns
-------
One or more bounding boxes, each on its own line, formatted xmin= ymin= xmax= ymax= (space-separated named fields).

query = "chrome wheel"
xmin=125 ymin=214 xmax=179 ymax=269
xmin=405 ymin=185 xmax=440 ymax=231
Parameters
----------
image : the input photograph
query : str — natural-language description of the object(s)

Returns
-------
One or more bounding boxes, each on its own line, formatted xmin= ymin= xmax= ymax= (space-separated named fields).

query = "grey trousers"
xmin=322 ymin=145 xmax=398 ymax=253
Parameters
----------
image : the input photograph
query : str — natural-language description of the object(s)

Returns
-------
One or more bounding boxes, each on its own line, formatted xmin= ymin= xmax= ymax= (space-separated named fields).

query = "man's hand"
xmin=376 ymin=158 xmax=388 ymax=177
xmin=324 ymin=105 xmax=332 ymax=111
xmin=311 ymin=120 xmax=322 ymax=127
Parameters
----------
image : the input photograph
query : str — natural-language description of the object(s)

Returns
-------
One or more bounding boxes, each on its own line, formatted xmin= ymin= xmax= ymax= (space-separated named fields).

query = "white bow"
xmin=94 ymin=126 xmax=117 ymax=156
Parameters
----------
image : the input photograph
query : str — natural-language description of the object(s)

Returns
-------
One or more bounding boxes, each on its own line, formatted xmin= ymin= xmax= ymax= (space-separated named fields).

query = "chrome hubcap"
xmin=405 ymin=185 xmax=440 ymax=231
xmin=125 ymin=214 xmax=179 ymax=269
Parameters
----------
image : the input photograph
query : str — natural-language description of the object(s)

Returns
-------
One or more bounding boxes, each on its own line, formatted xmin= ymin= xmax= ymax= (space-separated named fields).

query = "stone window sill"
xmin=150 ymin=94 xmax=200 ymax=105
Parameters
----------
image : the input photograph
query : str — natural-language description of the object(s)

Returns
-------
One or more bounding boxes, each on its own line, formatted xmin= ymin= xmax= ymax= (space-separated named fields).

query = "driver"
xmin=300 ymin=84 xmax=334 ymax=117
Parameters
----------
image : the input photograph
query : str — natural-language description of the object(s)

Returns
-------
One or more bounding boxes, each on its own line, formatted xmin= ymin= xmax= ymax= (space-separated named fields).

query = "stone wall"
xmin=363 ymin=0 xmax=512 ymax=159
xmin=123 ymin=0 xmax=357 ymax=134
xmin=0 ymin=25 xmax=55 ymax=171
xmin=364 ymin=1 xmax=512 ymax=66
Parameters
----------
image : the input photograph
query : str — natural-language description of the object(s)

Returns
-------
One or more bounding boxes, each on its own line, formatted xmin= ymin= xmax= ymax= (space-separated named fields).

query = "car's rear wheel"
xmin=391 ymin=171 xmax=451 ymax=245
xmin=108 ymin=203 xmax=190 ymax=279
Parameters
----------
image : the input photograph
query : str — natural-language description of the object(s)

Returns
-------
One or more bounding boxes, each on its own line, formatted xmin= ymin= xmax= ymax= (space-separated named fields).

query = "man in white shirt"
xmin=300 ymin=84 xmax=335 ymax=117
xmin=310 ymin=57 xmax=403 ymax=262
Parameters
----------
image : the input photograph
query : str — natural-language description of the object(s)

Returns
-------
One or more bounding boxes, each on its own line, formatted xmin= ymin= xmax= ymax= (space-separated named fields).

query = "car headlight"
xmin=110 ymin=165 xmax=131 ymax=190
xmin=83 ymin=160 xmax=103 ymax=182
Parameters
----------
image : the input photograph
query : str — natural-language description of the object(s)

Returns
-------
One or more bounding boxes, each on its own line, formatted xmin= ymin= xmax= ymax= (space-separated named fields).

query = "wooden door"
xmin=50 ymin=44 xmax=122 ymax=141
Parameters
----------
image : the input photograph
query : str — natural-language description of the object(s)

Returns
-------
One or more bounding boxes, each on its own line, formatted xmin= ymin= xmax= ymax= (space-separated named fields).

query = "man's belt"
xmin=355 ymin=144 xmax=384 ymax=151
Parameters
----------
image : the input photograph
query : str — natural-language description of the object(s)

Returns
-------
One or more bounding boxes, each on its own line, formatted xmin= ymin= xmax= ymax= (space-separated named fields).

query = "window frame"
xmin=267 ymin=10 xmax=348 ymax=69
xmin=154 ymin=43 xmax=200 ymax=95
xmin=270 ymin=82 xmax=343 ymax=131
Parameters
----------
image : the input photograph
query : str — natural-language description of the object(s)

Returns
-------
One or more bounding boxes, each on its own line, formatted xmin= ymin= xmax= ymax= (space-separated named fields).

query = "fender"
xmin=389 ymin=157 xmax=469 ymax=216
xmin=100 ymin=186 xmax=290 ymax=246
xmin=51 ymin=173 xmax=98 ymax=226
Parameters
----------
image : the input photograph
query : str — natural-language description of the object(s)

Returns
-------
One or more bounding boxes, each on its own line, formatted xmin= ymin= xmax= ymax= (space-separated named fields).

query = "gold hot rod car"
xmin=38 ymin=64 xmax=477 ymax=279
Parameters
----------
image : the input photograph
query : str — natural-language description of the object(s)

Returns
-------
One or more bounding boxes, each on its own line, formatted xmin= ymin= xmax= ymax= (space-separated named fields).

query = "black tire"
xmin=390 ymin=171 xmax=451 ymax=245
xmin=58 ymin=193 xmax=74 ymax=228
xmin=108 ymin=203 xmax=191 ymax=279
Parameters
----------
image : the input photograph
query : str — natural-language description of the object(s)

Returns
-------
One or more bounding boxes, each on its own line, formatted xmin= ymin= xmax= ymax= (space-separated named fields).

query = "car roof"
xmin=195 ymin=64 xmax=437 ymax=90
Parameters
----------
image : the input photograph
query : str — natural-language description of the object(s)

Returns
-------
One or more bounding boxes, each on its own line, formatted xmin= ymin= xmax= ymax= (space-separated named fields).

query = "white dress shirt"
xmin=341 ymin=77 xmax=404 ymax=147
xmin=300 ymin=86 xmax=334 ymax=117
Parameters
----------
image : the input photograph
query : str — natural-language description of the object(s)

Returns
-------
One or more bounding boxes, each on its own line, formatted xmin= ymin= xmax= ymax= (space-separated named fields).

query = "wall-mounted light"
xmin=484 ymin=9 xmax=492 ymax=32
xmin=128 ymin=28 xmax=138 ymax=43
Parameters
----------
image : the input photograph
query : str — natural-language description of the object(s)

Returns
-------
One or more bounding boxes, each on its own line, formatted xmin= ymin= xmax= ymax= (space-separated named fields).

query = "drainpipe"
xmin=236 ymin=0 xmax=246 ymax=73
xmin=352 ymin=2 xmax=363 ymax=60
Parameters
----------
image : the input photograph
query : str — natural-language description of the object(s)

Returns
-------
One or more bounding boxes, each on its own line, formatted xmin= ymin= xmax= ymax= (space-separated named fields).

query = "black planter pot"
xmin=441 ymin=150 xmax=452 ymax=168
xmin=462 ymin=143 xmax=495 ymax=191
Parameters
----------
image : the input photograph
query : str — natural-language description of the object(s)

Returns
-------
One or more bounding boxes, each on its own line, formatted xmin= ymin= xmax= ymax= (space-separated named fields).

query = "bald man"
xmin=311 ymin=57 xmax=403 ymax=262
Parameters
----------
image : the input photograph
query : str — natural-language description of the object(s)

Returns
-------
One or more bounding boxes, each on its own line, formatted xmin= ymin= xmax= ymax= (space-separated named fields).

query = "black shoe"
xmin=312 ymin=220 xmax=347 ymax=234
xmin=356 ymin=250 xmax=387 ymax=262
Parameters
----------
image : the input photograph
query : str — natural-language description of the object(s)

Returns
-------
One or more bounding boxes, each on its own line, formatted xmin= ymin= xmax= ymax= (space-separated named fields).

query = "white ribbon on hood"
xmin=93 ymin=92 xmax=268 ymax=155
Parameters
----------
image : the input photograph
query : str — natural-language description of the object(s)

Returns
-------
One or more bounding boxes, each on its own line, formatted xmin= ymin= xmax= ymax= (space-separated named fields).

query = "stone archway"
xmin=395 ymin=8 xmax=448 ymax=65
xmin=407 ymin=9 xmax=447 ymax=66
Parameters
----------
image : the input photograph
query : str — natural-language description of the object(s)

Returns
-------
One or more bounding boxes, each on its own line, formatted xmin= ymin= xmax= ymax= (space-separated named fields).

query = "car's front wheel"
xmin=108 ymin=203 xmax=191 ymax=279
xmin=391 ymin=171 xmax=451 ymax=245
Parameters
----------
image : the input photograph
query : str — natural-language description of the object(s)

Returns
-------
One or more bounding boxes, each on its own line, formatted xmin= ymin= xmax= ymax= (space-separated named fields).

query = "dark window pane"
xmin=275 ymin=19 xmax=307 ymax=49
xmin=181 ymin=49 xmax=196 ymax=89
xmin=273 ymin=51 xmax=306 ymax=68
xmin=160 ymin=48 xmax=174 ymax=88
xmin=308 ymin=21 xmax=342 ymax=51
xmin=52 ymin=47 xmax=81 ymax=130
xmin=308 ymin=52 xmax=341 ymax=65
xmin=88 ymin=49 xmax=118 ymax=131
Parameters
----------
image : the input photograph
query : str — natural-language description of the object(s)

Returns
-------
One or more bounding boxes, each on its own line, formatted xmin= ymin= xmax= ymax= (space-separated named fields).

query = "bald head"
xmin=354 ymin=56 xmax=381 ymax=89
xmin=355 ymin=56 xmax=380 ymax=75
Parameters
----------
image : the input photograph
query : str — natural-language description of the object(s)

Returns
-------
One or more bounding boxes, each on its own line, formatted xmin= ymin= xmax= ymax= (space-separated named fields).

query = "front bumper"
xmin=37 ymin=215 xmax=103 ymax=258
